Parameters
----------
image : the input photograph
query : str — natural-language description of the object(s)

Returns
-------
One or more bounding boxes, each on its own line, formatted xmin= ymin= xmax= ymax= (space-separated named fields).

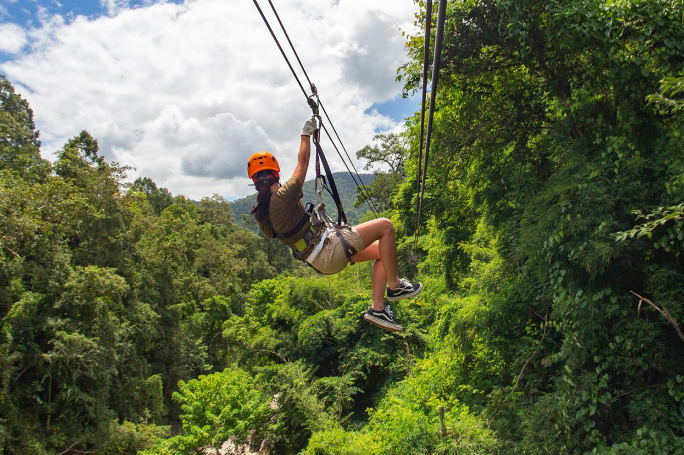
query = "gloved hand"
xmin=302 ymin=117 xmax=318 ymax=136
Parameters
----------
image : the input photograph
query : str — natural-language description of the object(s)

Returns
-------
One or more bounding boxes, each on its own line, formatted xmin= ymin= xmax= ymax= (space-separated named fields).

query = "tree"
xmin=356 ymin=133 xmax=407 ymax=175
xmin=394 ymin=0 xmax=684 ymax=451
xmin=0 ymin=74 xmax=48 ymax=180
xmin=647 ymin=76 xmax=684 ymax=113
xmin=171 ymin=368 xmax=271 ymax=454
xmin=354 ymin=133 xmax=408 ymax=212
xmin=54 ymin=131 xmax=132 ymax=269
xmin=131 ymin=177 xmax=173 ymax=215
xmin=198 ymin=194 xmax=232 ymax=227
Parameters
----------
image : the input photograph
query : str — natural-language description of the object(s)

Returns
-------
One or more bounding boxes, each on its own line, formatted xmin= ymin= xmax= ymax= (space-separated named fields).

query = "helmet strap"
xmin=254 ymin=175 xmax=279 ymax=192
xmin=252 ymin=170 xmax=280 ymax=185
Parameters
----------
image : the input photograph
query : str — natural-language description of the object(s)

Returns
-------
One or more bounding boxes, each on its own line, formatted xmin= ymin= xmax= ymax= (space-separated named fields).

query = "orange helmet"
xmin=247 ymin=151 xmax=280 ymax=180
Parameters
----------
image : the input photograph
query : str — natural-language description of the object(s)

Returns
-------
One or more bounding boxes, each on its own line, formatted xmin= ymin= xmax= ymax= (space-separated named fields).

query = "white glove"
xmin=302 ymin=117 xmax=318 ymax=136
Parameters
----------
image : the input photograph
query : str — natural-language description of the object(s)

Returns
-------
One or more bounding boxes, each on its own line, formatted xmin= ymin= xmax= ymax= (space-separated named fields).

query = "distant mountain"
xmin=231 ymin=172 xmax=376 ymax=231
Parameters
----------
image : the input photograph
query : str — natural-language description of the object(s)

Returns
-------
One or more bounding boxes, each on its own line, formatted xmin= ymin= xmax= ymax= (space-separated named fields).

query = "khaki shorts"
xmin=309 ymin=226 xmax=365 ymax=275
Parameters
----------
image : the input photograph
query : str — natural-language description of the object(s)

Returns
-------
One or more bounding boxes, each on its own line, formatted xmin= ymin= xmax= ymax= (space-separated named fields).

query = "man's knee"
xmin=378 ymin=217 xmax=394 ymax=235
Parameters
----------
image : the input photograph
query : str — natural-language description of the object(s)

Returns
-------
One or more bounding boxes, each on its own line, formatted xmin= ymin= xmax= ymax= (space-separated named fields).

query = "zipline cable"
xmin=414 ymin=0 xmax=447 ymax=251
xmin=266 ymin=0 xmax=313 ymax=90
xmin=251 ymin=0 xmax=308 ymax=99
xmin=264 ymin=0 xmax=378 ymax=218
xmin=318 ymin=100 xmax=380 ymax=217
xmin=264 ymin=0 xmax=379 ymax=218
xmin=319 ymin=124 xmax=375 ymax=214
xmin=254 ymin=0 xmax=380 ymax=218
xmin=413 ymin=0 xmax=433 ymax=255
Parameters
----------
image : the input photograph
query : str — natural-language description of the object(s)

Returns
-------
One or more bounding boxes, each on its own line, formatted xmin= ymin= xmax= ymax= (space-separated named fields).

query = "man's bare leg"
xmin=370 ymin=260 xmax=386 ymax=310
xmin=352 ymin=218 xmax=402 ymax=310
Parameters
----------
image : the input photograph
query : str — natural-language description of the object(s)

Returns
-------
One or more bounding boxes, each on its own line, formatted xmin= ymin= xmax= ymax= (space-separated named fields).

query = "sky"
xmin=0 ymin=0 xmax=420 ymax=200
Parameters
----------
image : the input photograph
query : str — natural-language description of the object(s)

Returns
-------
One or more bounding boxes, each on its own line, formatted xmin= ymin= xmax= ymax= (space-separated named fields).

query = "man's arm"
xmin=292 ymin=135 xmax=311 ymax=185
xmin=292 ymin=117 xmax=317 ymax=185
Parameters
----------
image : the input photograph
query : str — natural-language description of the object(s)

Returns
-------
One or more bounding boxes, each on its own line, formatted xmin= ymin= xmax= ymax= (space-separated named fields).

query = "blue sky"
xmin=0 ymin=1 xmax=95 ymax=64
xmin=0 ymin=0 xmax=184 ymax=63
xmin=2 ymin=0 xmax=102 ymax=24
xmin=0 ymin=0 xmax=419 ymax=200
xmin=1 ymin=0 xmax=184 ymax=25
xmin=368 ymin=94 xmax=419 ymax=124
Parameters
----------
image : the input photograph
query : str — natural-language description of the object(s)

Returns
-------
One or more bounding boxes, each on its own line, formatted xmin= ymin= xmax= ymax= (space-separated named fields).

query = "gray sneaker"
xmin=363 ymin=305 xmax=403 ymax=332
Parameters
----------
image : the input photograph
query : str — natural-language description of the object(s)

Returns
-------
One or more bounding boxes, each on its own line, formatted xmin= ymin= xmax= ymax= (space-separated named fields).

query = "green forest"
xmin=2 ymin=0 xmax=684 ymax=453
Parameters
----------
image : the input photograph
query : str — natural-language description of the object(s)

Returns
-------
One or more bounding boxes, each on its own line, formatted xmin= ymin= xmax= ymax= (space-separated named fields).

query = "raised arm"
xmin=292 ymin=117 xmax=317 ymax=185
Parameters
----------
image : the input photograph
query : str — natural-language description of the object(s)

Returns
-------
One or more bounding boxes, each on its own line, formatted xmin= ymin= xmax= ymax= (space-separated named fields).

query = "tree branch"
xmin=510 ymin=309 xmax=549 ymax=395
xmin=612 ymin=382 xmax=667 ymax=401
xmin=630 ymin=291 xmax=684 ymax=344
xmin=10 ymin=365 xmax=31 ymax=387
xmin=259 ymin=349 xmax=288 ymax=363
xmin=57 ymin=442 xmax=94 ymax=455
xmin=1 ymin=242 xmax=21 ymax=259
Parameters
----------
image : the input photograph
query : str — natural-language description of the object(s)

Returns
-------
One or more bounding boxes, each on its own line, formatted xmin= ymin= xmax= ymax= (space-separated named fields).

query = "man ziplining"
xmin=247 ymin=117 xmax=423 ymax=332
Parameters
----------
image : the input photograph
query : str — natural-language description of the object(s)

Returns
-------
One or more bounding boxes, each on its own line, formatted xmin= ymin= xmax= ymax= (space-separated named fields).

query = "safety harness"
xmin=304 ymin=93 xmax=358 ymax=269
xmin=259 ymin=191 xmax=356 ymax=274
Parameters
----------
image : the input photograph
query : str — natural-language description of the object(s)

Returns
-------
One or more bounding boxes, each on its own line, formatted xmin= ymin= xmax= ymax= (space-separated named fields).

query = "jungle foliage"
xmin=1 ymin=0 xmax=684 ymax=453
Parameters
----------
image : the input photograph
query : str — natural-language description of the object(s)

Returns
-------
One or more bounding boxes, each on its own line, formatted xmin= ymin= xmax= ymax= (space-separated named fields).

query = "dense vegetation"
xmin=1 ymin=0 xmax=684 ymax=453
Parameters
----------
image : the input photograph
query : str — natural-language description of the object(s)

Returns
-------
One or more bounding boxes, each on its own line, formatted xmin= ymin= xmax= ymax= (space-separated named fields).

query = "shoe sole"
xmin=386 ymin=283 xmax=423 ymax=302
xmin=364 ymin=314 xmax=403 ymax=332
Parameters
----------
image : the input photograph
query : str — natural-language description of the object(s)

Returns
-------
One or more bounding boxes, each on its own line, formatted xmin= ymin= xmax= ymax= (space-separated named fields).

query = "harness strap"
xmin=314 ymin=130 xmax=347 ymax=225
xmin=260 ymin=194 xmax=311 ymax=241
xmin=332 ymin=226 xmax=357 ymax=261
xmin=303 ymin=224 xmax=357 ymax=265
xmin=265 ymin=212 xmax=310 ymax=240
xmin=304 ymin=227 xmax=331 ymax=264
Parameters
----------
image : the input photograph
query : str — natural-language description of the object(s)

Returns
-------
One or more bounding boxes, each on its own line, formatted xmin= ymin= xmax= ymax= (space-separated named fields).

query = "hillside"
xmin=231 ymin=172 xmax=376 ymax=230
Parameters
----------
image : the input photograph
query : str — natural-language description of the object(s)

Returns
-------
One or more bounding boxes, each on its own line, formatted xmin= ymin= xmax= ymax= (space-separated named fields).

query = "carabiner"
xmin=316 ymin=177 xmax=325 ymax=207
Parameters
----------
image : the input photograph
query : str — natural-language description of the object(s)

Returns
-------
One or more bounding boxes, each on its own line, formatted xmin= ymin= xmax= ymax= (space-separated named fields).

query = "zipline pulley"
xmin=307 ymin=84 xmax=320 ymax=118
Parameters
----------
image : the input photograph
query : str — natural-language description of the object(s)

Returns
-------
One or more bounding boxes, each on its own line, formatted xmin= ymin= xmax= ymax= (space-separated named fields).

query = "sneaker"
xmin=386 ymin=278 xmax=423 ymax=302
xmin=363 ymin=305 xmax=403 ymax=332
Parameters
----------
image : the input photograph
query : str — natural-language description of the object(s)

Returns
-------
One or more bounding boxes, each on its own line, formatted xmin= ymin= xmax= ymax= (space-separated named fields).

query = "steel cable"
xmin=413 ymin=0 xmax=432 ymax=252
xmin=414 ymin=0 xmax=447 ymax=251
xmin=254 ymin=0 xmax=379 ymax=218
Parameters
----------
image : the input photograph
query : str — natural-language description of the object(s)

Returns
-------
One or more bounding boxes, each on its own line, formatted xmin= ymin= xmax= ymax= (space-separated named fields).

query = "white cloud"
xmin=0 ymin=23 xmax=26 ymax=53
xmin=0 ymin=0 xmax=418 ymax=200
xmin=100 ymin=0 xmax=131 ymax=16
